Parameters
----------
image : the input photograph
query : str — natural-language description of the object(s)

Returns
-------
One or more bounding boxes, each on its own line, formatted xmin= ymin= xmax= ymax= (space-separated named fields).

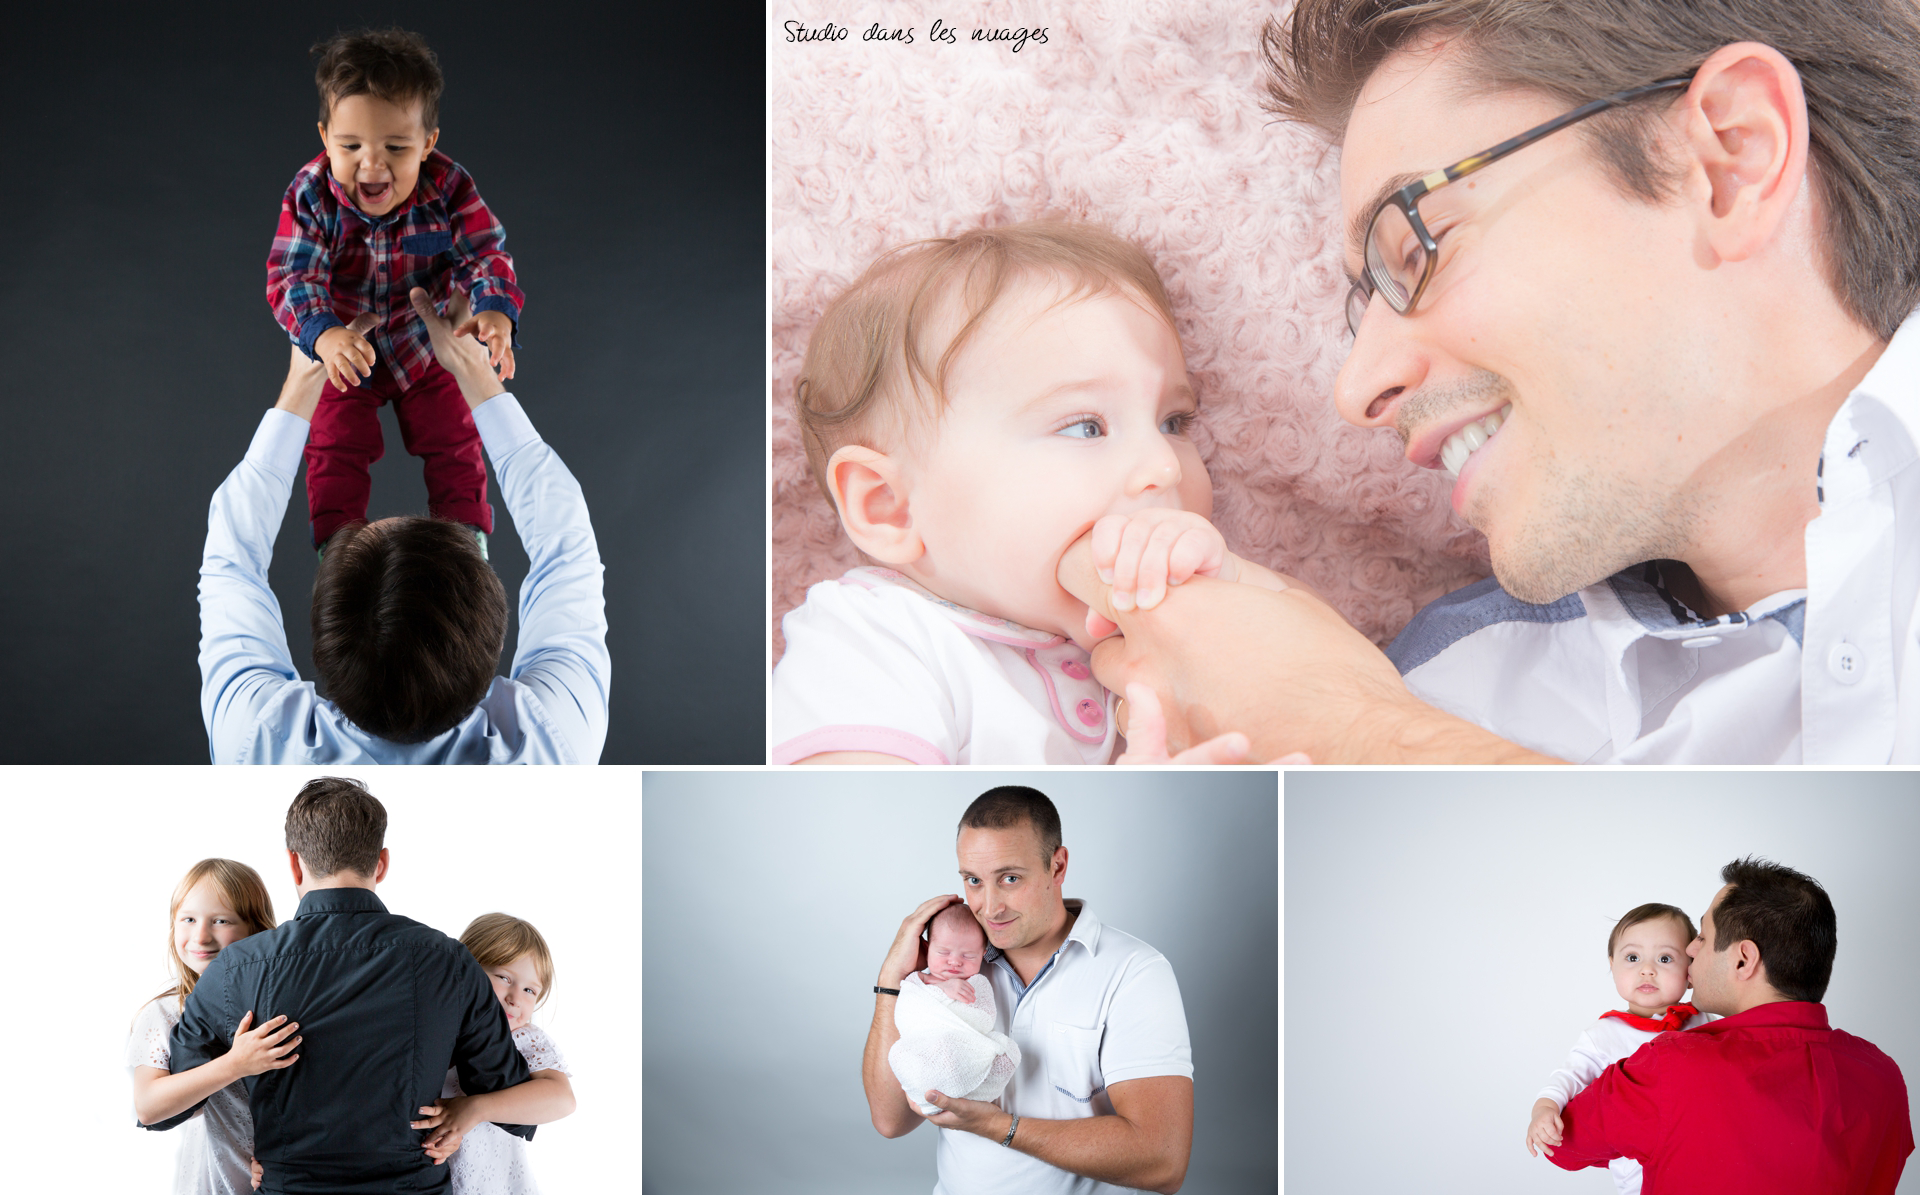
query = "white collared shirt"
xmin=770 ymin=567 xmax=1117 ymax=764
xmin=933 ymin=900 xmax=1193 ymax=1195
xmin=1390 ymin=309 xmax=1920 ymax=763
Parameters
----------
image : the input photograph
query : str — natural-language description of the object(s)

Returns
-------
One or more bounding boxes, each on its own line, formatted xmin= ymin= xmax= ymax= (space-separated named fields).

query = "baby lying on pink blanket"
xmin=771 ymin=220 xmax=1290 ymax=765
xmin=888 ymin=904 xmax=1018 ymax=1116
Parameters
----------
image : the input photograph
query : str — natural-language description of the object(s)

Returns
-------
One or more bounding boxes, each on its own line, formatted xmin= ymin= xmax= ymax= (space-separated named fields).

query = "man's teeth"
xmin=1440 ymin=404 xmax=1512 ymax=479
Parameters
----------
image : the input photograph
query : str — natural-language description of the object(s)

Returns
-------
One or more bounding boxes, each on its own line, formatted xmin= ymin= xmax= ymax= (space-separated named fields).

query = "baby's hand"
xmin=315 ymin=325 xmax=376 ymax=392
xmin=1525 ymin=1098 xmax=1564 ymax=1158
xmin=228 ymin=1010 xmax=301 ymax=1078
xmin=1090 ymin=509 xmax=1232 ymax=616
xmin=935 ymin=977 xmax=976 ymax=1004
xmin=454 ymin=308 xmax=517 ymax=382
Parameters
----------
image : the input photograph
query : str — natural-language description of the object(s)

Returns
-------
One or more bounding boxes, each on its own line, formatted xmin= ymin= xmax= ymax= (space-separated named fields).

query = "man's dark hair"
xmin=1260 ymin=0 xmax=1920 ymax=340
xmin=1712 ymin=856 xmax=1838 ymax=1003
xmin=311 ymin=517 xmax=507 ymax=743
xmin=313 ymin=27 xmax=445 ymax=130
xmin=286 ymin=776 xmax=388 ymax=878
xmin=957 ymin=785 xmax=1063 ymax=865
xmin=1607 ymin=902 xmax=1697 ymax=958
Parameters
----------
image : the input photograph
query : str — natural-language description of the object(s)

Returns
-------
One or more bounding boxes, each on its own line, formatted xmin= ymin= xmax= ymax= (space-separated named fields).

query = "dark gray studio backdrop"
xmin=0 ymin=6 xmax=760 ymax=762
xmin=641 ymin=770 xmax=1280 ymax=1194
xmin=1285 ymin=771 xmax=1920 ymax=1195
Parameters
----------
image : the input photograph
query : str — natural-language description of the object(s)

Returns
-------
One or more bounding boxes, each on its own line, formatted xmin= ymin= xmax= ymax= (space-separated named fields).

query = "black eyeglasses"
xmin=1346 ymin=76 xmax=1695 ymax=337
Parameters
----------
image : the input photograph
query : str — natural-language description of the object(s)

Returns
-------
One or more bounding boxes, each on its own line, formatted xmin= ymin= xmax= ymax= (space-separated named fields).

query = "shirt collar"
xmin=294 ymin=886 xmax=389 ymax=918
xmin=1595 ymin=561 xmax=1807 ymax=642
xmin=984 ymin=898 xmax=1099 ymax=974
xmin=1821 ymin=305 xmax=1920 ymax=508
xmin=843 ymin=566 xmax=1067 ymax=648
xmin=1691 ymin=999 xmax=1830 ymax=1034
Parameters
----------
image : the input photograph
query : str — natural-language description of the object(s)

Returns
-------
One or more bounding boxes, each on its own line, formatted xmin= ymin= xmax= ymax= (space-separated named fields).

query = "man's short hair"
xmin=1607 ymin=902 xmax=1697 ymax=958
xmin=1713 ymin=856 xmax=1837 ymax=1003
xmin=796 ymin=220 xmax=1180 ymax=502
xmin=311 ymin=517 xmax=508 ymax=744
xmin=313 ymin=27 xmax=445 ymax=130
xmin=285 ymin=776 xmax=387 ymax=878
xmin=1259 ymin=0 xmax=1920 ymax=339
xmin=957 ymin=785 xmax=1063 ymax=865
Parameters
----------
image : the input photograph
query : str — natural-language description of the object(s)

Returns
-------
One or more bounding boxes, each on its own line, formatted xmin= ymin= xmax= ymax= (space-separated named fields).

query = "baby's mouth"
xmin=357 ymin=179 xmax=393 ymax=206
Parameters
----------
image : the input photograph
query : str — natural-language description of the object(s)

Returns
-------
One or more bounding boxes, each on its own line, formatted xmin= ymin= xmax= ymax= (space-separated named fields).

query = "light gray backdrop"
xmin=1285 ymin=770 xmax=1920 ymax=1194
xmin=641 ymin=770 xmax=1279 ymax=1194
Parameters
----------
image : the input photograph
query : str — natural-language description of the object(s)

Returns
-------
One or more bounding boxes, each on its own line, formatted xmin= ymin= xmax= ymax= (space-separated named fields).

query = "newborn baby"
xmin=888 ymin=904 xmax=1020 ymax=1116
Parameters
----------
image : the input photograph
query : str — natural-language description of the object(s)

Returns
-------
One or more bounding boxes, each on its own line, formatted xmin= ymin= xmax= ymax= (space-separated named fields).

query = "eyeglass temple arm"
xmin=1403 ymin=76 xmax=1695 ymax=202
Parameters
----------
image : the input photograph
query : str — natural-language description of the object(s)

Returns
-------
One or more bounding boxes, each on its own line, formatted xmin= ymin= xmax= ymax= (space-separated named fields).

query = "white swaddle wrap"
xmin=889 ymin=972 xmax=1022 ymax=1115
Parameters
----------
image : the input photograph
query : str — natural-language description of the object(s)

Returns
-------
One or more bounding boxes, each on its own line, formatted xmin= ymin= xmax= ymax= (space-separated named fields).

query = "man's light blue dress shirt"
xmin=198 ymin=394 xmax=609 ymax=763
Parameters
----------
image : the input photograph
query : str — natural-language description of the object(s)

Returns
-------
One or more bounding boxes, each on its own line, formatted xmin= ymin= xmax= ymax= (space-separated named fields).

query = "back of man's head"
xmin=958 ymin=785 xmax=1063 ymax=864
xmin=311 ymin=517 xmax=507 ymax=743
xmin=286 ymin=776 xmax=388 ymax=879
xmin=1715 ymin=856 xmax=1837 ymax=1003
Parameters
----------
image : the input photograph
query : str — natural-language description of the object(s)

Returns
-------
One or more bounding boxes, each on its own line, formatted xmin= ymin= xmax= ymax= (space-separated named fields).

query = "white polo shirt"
xmin=933 ymin=900 xmax=1193 ymax=1195
xmin=1388 ymin=307 xmax=1920 ymax=763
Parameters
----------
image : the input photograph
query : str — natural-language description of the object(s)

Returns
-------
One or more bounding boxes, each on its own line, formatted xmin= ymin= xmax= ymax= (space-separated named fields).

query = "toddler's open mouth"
xmin=357 ymin=179 xmax=394 ymax=206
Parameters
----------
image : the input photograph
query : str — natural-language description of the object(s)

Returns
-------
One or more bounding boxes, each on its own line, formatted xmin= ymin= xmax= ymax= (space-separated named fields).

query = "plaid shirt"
xmin=267 ymin=150 xmax=523 ymax=391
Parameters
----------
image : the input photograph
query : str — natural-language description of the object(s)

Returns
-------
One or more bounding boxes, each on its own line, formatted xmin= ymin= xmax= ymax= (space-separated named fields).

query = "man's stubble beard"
xmin=1399 ymin=369 xmax=1698 ymax=604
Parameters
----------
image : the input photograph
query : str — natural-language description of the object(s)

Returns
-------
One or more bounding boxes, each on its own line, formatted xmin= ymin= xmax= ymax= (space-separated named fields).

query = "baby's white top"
xmin=771 ymin=567 xmax=1117 ymax=764
xmin=441 ymin=1023 xmax=572 ymax=1195
xmin=127 ymin=995 xmax=256 ymax=1195
xmin=1537 ymin=1011 xmax=1717 ymax=1195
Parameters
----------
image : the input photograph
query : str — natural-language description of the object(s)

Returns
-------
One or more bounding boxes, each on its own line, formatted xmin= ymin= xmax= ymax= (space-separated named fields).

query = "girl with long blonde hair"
xmin=127 ymin=859 xmax=301 ymax=1194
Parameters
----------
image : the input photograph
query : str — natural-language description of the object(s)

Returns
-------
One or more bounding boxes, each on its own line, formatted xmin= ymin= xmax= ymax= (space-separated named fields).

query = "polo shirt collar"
xmin=294 ymin=886 xmax=388 ymax=918
xmin=985 ymin=899 xmax=1099 ymax=999
xmin=1692 ymin=999 xmax=1829 ymax=1034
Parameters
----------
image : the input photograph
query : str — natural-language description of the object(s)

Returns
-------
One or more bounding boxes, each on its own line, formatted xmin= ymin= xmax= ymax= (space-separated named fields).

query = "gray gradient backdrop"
xmin=1285 ymin=770 xmax=1920 ymax=1194
xmin=641 ymin=770 xmax=1279 ymax=1194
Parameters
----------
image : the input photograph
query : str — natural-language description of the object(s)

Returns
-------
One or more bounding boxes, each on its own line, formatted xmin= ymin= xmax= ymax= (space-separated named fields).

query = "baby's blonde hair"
xmin=795 ymin=219 xmax=1181 ymax=502
xmin=460 ymin=912 xmax=555 ymax=1008
xmin=159 ymin=858 xmax=277 ymax=1010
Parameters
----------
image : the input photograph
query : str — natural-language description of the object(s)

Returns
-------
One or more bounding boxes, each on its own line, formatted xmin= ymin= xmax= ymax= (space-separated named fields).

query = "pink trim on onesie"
xmin=770 ymin=725 xmax=951 ymax=765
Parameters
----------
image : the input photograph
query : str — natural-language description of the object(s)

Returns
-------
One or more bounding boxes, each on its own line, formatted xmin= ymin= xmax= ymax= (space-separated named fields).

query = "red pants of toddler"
xmin=305 ymin=357 xmax=493 ymax=547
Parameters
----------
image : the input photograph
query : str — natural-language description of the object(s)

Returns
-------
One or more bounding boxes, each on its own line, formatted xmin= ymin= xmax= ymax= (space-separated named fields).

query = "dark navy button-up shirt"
xmin=157 ymin=887 xmax=533 ymax=1194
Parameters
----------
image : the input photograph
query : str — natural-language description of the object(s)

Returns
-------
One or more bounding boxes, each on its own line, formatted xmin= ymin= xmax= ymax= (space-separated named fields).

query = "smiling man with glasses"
xmin=1058 ymin=0 xmax=1920 ymax=764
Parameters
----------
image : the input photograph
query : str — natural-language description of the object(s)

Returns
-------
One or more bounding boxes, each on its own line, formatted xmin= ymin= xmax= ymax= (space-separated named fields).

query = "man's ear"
xmin=1677 ymin=40 xmax=1809 ymax=262
xmin=827 ymin=444 xmax=924 ymax=565
xmin=1049 ymin=845 xmax=1069 ymax=889
xmin=371 ymin=847 xmax=391 ymax=885
xmin=1732 ymin=938 xmax=1765 ymax=982
xmin=287 ymin=850 xmax=306 ymax=888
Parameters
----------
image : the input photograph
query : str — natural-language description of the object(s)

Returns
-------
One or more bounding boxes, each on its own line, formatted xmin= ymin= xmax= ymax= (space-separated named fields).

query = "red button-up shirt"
xmin=1553 ymin=1001 xmax=1912 ymax=1193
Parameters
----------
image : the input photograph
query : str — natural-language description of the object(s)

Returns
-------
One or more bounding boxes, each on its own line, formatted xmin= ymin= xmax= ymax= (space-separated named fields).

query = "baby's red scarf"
xmin=1599 ymin=1002 xmax=1699 ymax=1033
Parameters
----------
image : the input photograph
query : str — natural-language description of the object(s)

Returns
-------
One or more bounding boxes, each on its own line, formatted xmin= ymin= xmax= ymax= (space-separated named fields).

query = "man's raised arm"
xmin=407 ymin=288 xmax=612 ymax=763
xmin=862 ymin=895 xmax=963 ymax=1138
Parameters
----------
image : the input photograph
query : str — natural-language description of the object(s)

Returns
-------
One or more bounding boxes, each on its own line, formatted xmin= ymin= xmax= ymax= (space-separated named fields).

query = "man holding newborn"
xmin=861 ymin=786 xmax=1194 ymax=1194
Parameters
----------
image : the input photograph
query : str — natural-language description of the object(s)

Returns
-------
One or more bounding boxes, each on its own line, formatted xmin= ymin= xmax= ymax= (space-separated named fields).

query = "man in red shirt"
xmin=1550 ymin=858 xmax=1913 ymax=1192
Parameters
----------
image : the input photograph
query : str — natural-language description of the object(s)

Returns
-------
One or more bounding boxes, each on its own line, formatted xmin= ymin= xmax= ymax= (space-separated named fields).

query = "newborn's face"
xmin=926 ymin=926 xmax=985 ymax=982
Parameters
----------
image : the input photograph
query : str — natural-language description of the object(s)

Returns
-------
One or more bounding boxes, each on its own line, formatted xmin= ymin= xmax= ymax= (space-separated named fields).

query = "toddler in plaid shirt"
xmin=268 ymin=28 xmax=523 ymax=549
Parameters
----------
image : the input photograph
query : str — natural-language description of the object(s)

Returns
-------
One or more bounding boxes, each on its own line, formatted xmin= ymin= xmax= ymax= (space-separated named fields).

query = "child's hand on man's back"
xmin=455 ymin=308 xmax=517 ymax=381
xmin=315 ymin=324 xmax=376 ymax=391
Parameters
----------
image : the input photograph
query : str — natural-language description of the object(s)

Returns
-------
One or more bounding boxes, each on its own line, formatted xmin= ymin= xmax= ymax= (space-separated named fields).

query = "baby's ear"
xmin=827 ymin=445 xmax=923 ymax=565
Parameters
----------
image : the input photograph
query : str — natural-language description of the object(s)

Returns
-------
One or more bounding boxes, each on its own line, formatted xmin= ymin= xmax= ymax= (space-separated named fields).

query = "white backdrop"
xmin=1284 ymin=769 xmax=1920 ymax=1193
xmin=2 ymin=766 xmax=639 ymax=1191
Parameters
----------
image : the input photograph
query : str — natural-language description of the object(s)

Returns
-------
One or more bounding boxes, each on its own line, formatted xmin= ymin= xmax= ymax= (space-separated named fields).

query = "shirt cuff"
xmin=472 ymin=392 xmax=539 ymax=460
xmin=250 ymin=408 xmax=313 ymax=480
xmin=297 ymin=310 xmax=345 ymax=360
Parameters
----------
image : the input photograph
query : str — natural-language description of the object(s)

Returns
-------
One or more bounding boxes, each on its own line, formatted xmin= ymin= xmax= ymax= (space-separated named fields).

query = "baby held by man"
xmin=772 ymin=221 xmax=1292 ymax=765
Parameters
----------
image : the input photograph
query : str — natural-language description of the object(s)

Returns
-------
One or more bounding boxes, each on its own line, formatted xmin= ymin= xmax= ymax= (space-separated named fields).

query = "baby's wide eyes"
xmin=1161 ymin=411 xmax=1196 ymax=436
xmin=1659 ymin=954 xmax=1675 ymax=964
xmin=1057 ymin=418 xmax=1104 ymax=440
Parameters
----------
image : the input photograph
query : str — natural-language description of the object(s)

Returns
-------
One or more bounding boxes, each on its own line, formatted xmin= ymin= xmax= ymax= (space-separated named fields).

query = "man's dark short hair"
xmin=1712 ymin=856 xmax=1837 ymax=1003
xmin=1260 ymin=0 xmax=1920 ymax=340
xmin=286 ymin=776 xmax=388 ymax=878
xmin=311 ymin=517 xmax=507 ymax=744
xmin=313 ymin=27 xmax=445 ymax=130
xmin=1607 ymin=902 xmax=1697 ymax=958
xmin=957 ymin=786 xmax=1063 ymax=865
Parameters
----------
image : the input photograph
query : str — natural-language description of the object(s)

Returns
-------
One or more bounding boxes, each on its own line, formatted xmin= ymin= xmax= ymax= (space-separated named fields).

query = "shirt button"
xmin=1075 ymin=698 xmax=1103 ymax=728
xmin=1060 ymin=659 xmax=1091 ymax=681
xmin=1680 ymin=636 xmax=1722 ymax=649
xmin=1827 ymin=642 xmax=1865 ymax=684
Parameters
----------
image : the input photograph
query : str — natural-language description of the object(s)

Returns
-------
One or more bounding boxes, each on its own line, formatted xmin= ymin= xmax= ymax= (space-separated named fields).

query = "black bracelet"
xmin=874 ymin=985 xmax=900 ymax=996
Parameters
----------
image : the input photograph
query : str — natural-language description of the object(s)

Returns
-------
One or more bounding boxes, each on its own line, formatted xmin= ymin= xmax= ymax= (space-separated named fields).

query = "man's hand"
xmin=279 ymin=315 xmax=379 ymax=422
xmin=1114 ymin=683 xmax=1256 ymax=765
xmin=226 ymin=1010 xmax=302 ymax=1077
xmin=408 ymin=287 xmax=507 ymax=410
xmin=315 ymin=324 xmax=376 ymax=392
xmin=919 ymin=1089 xmax=1010 ymax=1138
xmin=879 ymin=895 xmax=964 ymax=987
xmin=1526 ymin=1098 xmax=1564 ymax=1158
xmin=413 ymin=1097 xmax=478 ymax=1164
xmin=454 ymin=308 xmax=517 ymax=381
